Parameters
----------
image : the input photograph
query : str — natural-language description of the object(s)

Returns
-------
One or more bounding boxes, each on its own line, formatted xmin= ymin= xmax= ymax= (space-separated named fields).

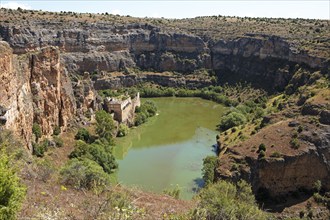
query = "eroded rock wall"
xmin=0 ymin=41 xmax=34 ymax=150
xmin=1 ymin=23 xmax=327 ymax=92
xmin=0 ymin=41 xmax=76 ymax=150
xmin=30 ymin=46 xmax=78 ymax=135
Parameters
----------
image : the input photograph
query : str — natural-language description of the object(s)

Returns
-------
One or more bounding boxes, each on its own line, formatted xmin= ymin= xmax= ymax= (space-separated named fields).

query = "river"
xmin=113 ymin=97 xmax=226 ymax=199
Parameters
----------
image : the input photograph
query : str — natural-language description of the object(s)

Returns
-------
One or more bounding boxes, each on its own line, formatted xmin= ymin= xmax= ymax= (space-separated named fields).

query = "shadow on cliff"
xmin=260 ymin=191 xmax=312 ymax=213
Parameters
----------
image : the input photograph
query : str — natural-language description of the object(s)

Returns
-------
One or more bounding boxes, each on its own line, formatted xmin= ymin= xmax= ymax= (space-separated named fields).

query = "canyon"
xmin=0 ymin=8 xmax=329 ymax=218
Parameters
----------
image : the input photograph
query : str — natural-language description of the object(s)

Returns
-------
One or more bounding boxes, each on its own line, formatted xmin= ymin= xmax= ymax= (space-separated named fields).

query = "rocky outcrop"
xmin=1 ymin=23 xmax=328 ymax=92
xmin=0 ymin=41 xmax=76 ymax=150
xmin=0 ymin=41 xmax=34 ymax=150
xmin=248 ymin=149 xmax=330 ymax=198
xmin=94 ymin=73 xmax=212 ymax=90
xmin=31 ymin=47 xmax=77 ymax=134
xmin=72 ymin=72 xmax=99 ymax=119
xmin=217 ymin=122 xmax=330 ymax=199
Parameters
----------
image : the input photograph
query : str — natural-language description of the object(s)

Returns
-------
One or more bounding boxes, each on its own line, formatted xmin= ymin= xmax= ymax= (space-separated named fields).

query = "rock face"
xmin=249 ymin=148 xmax=330 ymax=198
xmin=0 ymin=41 xmax=34 ymax=150
xmin=94 ymin=73 xmax=212 ymax=90
xmin=217 ymin=122 xmax=330 ymax=199
xmin=0 ymin=41 xmax=76 ymax=151
xmin=1 ymin=23 xmax=328 ymax=91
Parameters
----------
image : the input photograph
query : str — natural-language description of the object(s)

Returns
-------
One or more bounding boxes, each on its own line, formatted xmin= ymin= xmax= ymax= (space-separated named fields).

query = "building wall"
xmin=104 ymin=93 xmax=140 ymax=126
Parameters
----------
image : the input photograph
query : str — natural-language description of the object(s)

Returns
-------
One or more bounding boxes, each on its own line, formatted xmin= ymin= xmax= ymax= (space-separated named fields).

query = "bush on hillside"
xmin=69 ymin=140 xmax=118 ymax=174
xmin=202 ymin=156 xmax=218 ymax=186
xmin=53 ymin=125 xmax=61 ymax=136
xmin=218 ymin=112 xmax=246 ymax=131
xmin=32 ymin=123 xmax=42 ymax=141
xmin=75 ymin=128 xmax=91 ymax=143
xmin=95 ymin=110 xmax=116 ymax=145
xmin=117 ymin=124 xmax=129 ymax=137
xmin=0 ymin=150 xmax=26 ymax=220
xmin=134 ymin=101 xmax=158 ymax=126
xmin=60 ymin=158 xmax=110 ymax=190
xmin=193 ymin=180 xmax=269 ymax=220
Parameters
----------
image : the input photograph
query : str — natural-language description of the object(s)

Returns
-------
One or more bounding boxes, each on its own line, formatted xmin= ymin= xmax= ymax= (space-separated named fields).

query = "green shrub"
xmin=32 ymin=123 xmax=42 ymax=141
xmin=134 ymin=101 xmax=158 ymax=126
xmin=270 ymin=151 xmax=282 ymax=158
xmin=258 ymin=150 xmax=266 ymax=160
xmin=140 ymin=100 xmax=157 ymax=117
xmin=0 ymin=151 xmax=26 ymax=220
xmin=194 ymin=180 xmax=269 ymax=220
xmin=88 ymin=142 xmax=118 ymax=174
xmin=292 ymin=131 xmax=298 ymax=138
xmin=202 ymin=156 xmax=218 ymax=186
xmin=60 ymin=158 xmax=110 ymax=190
xmin=257 ymin=143 xmax=266 ymax=152
xmin=290 ymin=138 xmax=300 ymax=149
xmin=53 ymin=125 xmax=61 ymax=136
xmin=95 ymin=110 xmax=115 ymax=145
xmin=69 ymin=140 xmax=118 ymax=174
xmin=35 ymin=158 xmax=55 ymax=182
xmin=117 ymin=124 xmax=129 ymax=137
xmin=32 ymin=140 xmax=49 ymax=157
xmin=134 ymin=112 xmax=147 ymax=126
xmin=75 ymin=128 xmax=91 ymax=143
xmin=219 ymin=112 xmax=246 ymax=131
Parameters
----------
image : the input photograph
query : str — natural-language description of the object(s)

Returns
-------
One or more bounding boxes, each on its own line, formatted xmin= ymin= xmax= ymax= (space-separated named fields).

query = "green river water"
xmin=113 ymin=97 xmax=226 ymax=199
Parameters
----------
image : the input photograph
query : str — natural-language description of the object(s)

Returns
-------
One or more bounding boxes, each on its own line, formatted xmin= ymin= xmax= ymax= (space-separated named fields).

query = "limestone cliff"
xmin=1 ymin=21 xmax=328 ymax=92
xmin=0 ymin=41 xmax=33 ymax=150
xmin=0 ymin=41 xmax=76 ymax=150
xmin=216 ymin=119 xmax=330 ymax=199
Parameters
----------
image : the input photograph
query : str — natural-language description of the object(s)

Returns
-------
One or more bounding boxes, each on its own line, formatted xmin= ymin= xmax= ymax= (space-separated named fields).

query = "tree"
xmin=0 ymin=150 xmax=26 ymax=220
xmin=219 ymin=112 xmax=246 ymax=131
xmin=69 ymin=140 xmax=118 ymax=174
xmin=202 ymin=156 xmax=218 ymax=186
xmin=75 ymin=128 xmax=91 ymax=143
xmin=95 ymin=110 xmax=115 ymax=145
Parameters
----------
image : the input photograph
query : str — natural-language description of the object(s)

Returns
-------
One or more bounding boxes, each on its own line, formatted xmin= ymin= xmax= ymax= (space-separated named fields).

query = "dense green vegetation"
xmin=95 ymin=110 xmax=116 ymax=145
xmin=99 ymin=83 xmax=267 ymax=112
xmin=60 ymin=110 xmax=118 ymax=190
xmin=69 ymin=140 xmax=117 ymax=174
xmin=117 ymin=124 xmax=129 ymax=137
xmin=32 ymin=123 xmax=42 ymax=141
xmin=218 ymin=112 xmax=247 ymax=131
xmin=192 ymin=180 xmax=269 ymax=220
xmin=60 ymin=157 xmax=111 ymax=190
xmin=0 ymin=148 xmax=26 ymax=220
xmin=202 ymin=156 xmax=218 ymax=186
xmin=134 ymin=100 xmax=158 ymax=126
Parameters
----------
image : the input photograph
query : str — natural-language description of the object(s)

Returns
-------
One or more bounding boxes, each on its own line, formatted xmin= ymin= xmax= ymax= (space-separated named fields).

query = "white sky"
xmin=0 ymin=1 xmax=329 ymax=19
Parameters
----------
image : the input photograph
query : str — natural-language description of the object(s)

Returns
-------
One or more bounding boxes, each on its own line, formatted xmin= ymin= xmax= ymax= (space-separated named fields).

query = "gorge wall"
xmin=0 ymin=22 xmax=328 ymax=92
xmin=0 ymin=41 xmax=78 ymax=151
